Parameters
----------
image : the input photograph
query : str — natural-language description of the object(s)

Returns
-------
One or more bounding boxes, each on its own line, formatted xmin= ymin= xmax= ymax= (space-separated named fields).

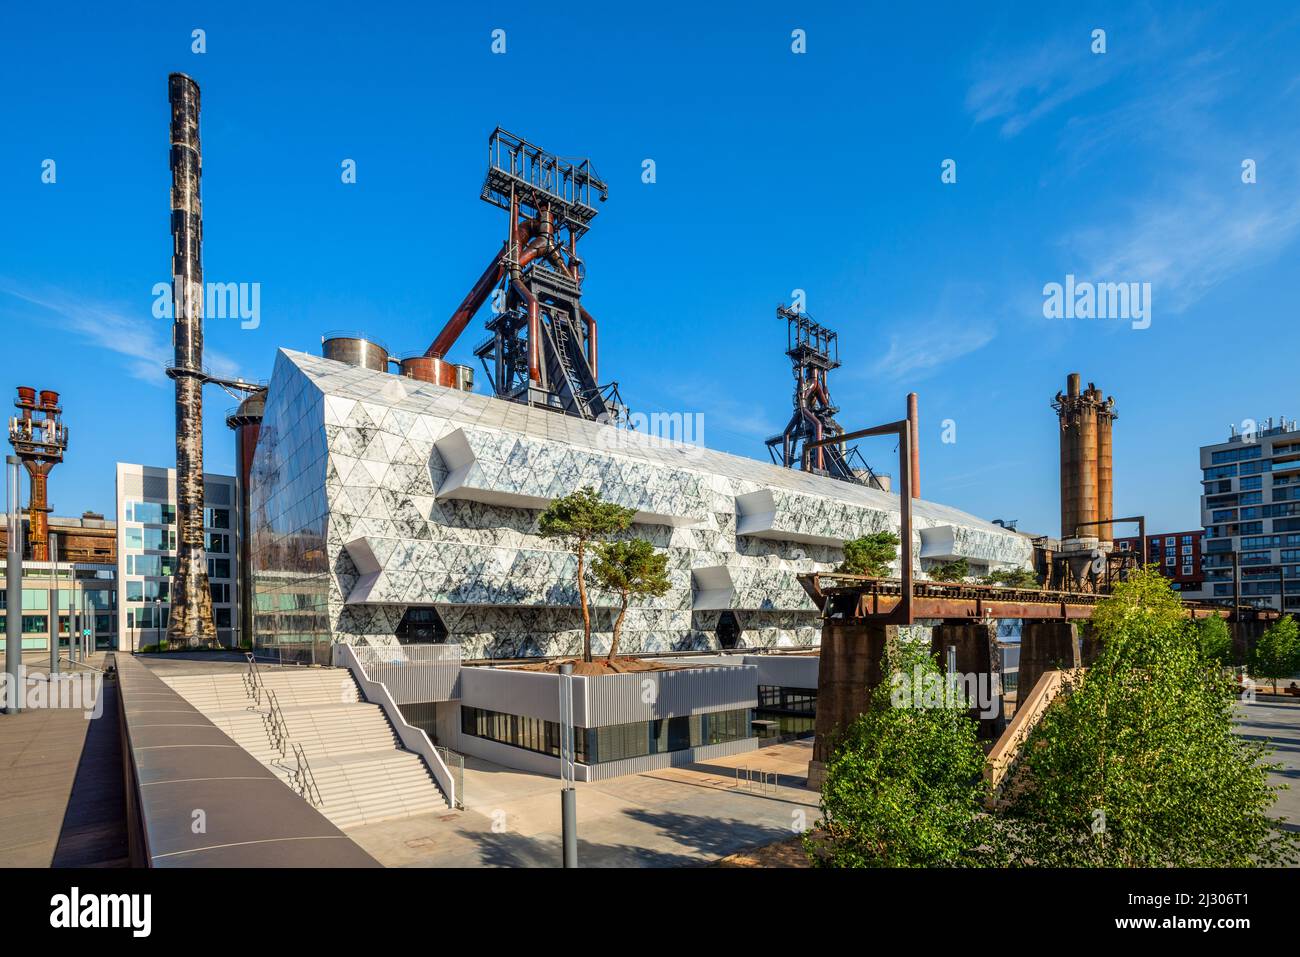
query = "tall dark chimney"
xmin=166 ymin=73 xmax=216 ymax=647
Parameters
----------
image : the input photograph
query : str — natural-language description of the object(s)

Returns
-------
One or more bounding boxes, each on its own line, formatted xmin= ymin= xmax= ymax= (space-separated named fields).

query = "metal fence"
xmin=345 ymin=643 xmax=463 ymax=704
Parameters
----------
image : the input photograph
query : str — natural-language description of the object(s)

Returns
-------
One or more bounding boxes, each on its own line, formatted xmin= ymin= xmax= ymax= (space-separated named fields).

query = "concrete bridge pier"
xmin=930 ymin=619 xmax=1004 ymax=739
xmin=807 ymin=620 xmax=896 ymax=790
xmin=1018 ymin=621 xmax=1081 ymax=701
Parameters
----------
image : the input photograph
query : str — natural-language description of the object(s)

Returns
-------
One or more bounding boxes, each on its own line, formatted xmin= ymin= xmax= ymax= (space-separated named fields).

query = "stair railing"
xmin=243 ymin=651 xmax=263 ymax=707
xmin=290 ymin=741 xmax=323 ymax=808
xmin=262 ymin=689 xmax=289 ymax=760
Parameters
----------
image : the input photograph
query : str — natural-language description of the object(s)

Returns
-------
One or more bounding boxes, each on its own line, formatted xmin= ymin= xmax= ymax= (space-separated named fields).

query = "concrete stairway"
xmin=162 ymin=668 xmax=448 ymax=830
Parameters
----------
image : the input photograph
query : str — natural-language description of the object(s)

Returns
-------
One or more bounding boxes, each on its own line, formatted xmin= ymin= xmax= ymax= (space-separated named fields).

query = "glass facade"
xmin=460 ymin=704 xmax=752 ymax=765
xmin=249 ymin=355 xmax=331 ymax=662
xmin=755 ymin=684 xmax=818 ymax=742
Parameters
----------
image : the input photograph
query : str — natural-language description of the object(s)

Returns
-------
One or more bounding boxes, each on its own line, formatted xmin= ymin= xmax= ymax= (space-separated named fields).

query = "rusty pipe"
xmin=511 ymin=277 xmax=542 ymax=383
xmin=907 ymin=392 xmax=920 ymax=499
xmin=579 ymin=306 xmax=598 ymax=381
xmin=427 ymin=246 xmax=507 ymax=358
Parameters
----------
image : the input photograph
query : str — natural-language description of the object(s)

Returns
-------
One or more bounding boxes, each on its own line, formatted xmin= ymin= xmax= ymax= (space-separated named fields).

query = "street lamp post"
xmin=558 ymin=661 xmax=577 ymax=868
xmin=5 ymin=456 xmax=23 ymax=714
xmin=49 ymin=532 xmax=59 ymax=675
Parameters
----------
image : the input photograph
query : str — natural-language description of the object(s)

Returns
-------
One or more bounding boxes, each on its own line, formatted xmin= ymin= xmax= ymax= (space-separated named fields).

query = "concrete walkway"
xmin=350 ymin=740 xmax=820 ymax=867
xmin=1235 ymin=696 xmax=1300 ymax=834
xmin=0 ymin=666 xmax=128 ymax=867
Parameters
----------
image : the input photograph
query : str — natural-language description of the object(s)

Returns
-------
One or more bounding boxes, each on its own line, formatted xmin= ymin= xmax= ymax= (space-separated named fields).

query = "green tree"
xmin=1000 ymin=569 xmax=1299 ymax=867
xmin=591 ymin=539 xmax=671 ymax=661
xmin=538 ymin=487 xmax=635 ymax=662
xmin=837 ymin=531 xmax=901 ymax=578
xmin=1196 ymin=614 xmax=1234 ymax=667
xmin=928 ymin=558 xmax=969 ymax=582
xmin=1250 ymin=615 xmax=1299 ymax=694
xmin=980 ymin=567 xmax=1040 ymax=589
xmin=804 ymin=638 xmax=992 ymax=867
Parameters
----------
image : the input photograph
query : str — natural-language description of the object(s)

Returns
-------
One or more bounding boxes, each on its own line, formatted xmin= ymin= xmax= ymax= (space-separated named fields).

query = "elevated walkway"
xmin=162 ymin=668 xmax=447 ymax=830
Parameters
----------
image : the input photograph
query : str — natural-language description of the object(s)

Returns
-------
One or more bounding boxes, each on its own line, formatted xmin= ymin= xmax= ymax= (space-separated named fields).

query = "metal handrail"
xmin=291 ymin=741 xmax=323 ymax=807
xmin=435 ymin=746 xmax=465 ymax=810
xmin=262 ymin=689 xmax=289 ymax=759
xmin=243 ymin=651 xmax=262 ymax=706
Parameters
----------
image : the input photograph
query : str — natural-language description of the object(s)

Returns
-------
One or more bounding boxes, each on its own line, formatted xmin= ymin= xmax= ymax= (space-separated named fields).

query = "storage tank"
xmin=322 ymin=335 xmax=389 ymax=372
xmin=397 ymin=356 xmax=474 ymax=392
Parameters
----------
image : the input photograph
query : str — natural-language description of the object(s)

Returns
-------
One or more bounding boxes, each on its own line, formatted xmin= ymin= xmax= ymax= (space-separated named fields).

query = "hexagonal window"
xmin=397 ymin=605 xmax=448 ymax=644
xmin=716 ymin=610 xmax=741 ymax=650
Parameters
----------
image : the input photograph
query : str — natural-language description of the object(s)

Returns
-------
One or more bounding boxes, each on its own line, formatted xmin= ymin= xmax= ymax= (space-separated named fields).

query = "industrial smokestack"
xmin=166 ymin=72 xmax=216 ymax=647
xmin=1053 ymin=373 xmax=1116 ymax=546
xmin=1096 ymin=391 xmax=1116 ymax=542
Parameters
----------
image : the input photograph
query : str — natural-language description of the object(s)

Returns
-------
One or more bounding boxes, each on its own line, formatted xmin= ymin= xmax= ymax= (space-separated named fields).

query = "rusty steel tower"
xmin=425 ymin=128 xmax=622 ymax=420
xmin=7 ymin=388 xmax=68 ymax=561
xmin=1053 ymin=373 xmax=1117 ymax=545
xmin=766 ymin=306 xmax=885 ymax=489
xmin=165 ymin=72 xmax=216 ymax=647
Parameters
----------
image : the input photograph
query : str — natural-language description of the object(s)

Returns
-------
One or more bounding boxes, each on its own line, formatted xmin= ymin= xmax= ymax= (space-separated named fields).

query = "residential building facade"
xmin=1198 ymin=419 xmax=1300 ymax=610
xmin=1114 ymin=529 xmax=1207 ymax=594
xmin=114 ymin=463 xmax=240 ymax=650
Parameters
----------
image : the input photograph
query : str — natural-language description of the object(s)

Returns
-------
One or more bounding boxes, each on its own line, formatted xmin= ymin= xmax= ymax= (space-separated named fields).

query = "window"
xmin=128 ymin=501 xmax=176 ymax=525
xmin=1150 ymin=537 xmax=1162 ymax=547
xmin=1204 ymin=465 xmax=1238 ymax=480
xmin=204 ymin=507 xmax=231 ymax=529
xmin=396 ymin=606 xmax=447 ymax=644
xmin=128 ymin=554 xmax=177 ymax=577
xmin=1212 ymin=446 xmax=1262 ymax=464
xmin=129 ymin=527 xmax=176 ymax=551
xmin=205 ymin=532 xmax=229 ymax=554
xmin=208 ymin=558 xmax=231 ymax=579
xmin=1181 ymin=535 xmax=1193 ymax=544
xmin=1165 ymin=557 xmax=1175 ymax=566
xmin=716 ymin=610 xmax=741 ymax=650
xmin=210 ymin=582 xmax=230 ymax=604
xmin=215 ymin=607 xmax=232 ymax=628
xmin=1182 ymin=565 xmax=1194 ymax=576
xmin=459 ymin=705 xmax=751 ymax=765
xmin=1181 ymin=545 xmax=1193 ymax=556
xmin=1240 ymin=476 xmax=1263 ymax=491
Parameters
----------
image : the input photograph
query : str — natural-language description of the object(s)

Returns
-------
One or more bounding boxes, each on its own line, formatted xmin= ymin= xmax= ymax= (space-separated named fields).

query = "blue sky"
xmin=2 ymin=2 xmax=1298 ymax=534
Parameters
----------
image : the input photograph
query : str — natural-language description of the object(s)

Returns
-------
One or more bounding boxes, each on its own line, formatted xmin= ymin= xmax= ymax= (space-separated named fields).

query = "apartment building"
xmin=1198 ymin=419 xmax=1300 ymax=611
xmin=114 ymin=463 xmax=240 ymax=650
xmin=1114 ymin=530 xmax=1206 ymax=594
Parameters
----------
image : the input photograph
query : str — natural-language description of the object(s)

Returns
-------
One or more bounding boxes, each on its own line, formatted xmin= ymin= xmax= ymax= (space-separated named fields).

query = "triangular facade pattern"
xmin=249 ymin=350 xmax=1033 ymax=661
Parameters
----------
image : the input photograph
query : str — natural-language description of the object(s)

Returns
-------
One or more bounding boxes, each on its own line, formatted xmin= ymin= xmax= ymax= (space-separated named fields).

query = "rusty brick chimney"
xmin=1053 ymin=373 xmax=1117 ymax=545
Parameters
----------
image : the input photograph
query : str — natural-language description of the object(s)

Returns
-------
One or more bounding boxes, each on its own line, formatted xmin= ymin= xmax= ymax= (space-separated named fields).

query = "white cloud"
xmin=870 ymin=322 xmax=995 ymax=381
xmin=966 ymin=38 xmax=1111 ymax=138
xmin=0 ymin=283 xmax=242 ymax=385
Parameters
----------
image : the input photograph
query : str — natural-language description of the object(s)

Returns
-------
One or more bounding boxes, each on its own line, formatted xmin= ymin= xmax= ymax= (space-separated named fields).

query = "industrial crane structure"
xmin=426 ymin=128 xmax=623 ymax=422
xmin=766 ymin=306 xmax=885 ymax=489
